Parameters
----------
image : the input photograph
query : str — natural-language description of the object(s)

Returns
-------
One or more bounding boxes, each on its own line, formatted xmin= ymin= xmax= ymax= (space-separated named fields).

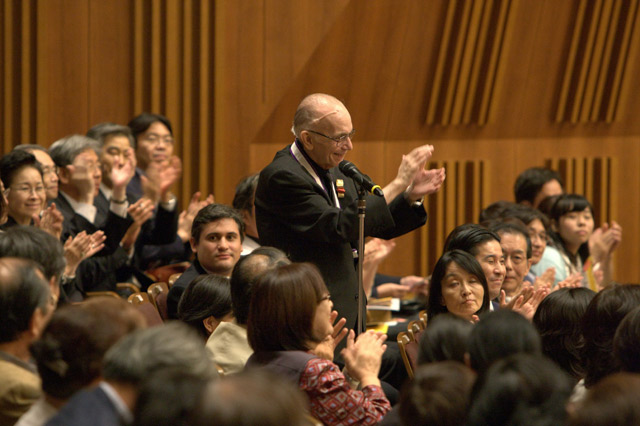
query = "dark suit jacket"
xmin=54 ymin=193 xmax=131 ymax=255
xmin=255 ymin=145 xmax=427 ymax=333
xmin=53 ymin=193 xmax=132 ymax=293
xmin=45 ymin=386 xmax=124 ymax=426
xmin=166 ymin=258 xmax=208 ymax=320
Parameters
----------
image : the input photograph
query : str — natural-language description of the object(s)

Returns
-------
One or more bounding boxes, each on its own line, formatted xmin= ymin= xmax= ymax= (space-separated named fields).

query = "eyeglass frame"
xmin=305 ymin=129 xmax=355 ymax=145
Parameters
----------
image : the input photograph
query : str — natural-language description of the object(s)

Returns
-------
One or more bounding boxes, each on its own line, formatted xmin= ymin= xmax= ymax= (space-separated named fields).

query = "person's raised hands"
xmin=341 ymin=330 xmax=387 ymax=388
xmin=310 ymin=311 xmax=348 ymax=361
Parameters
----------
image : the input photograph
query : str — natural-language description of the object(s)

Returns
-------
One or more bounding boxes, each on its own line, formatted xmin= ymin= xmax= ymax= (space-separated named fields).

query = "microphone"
xmin=339 ymin=161 xmax=384 ymax=197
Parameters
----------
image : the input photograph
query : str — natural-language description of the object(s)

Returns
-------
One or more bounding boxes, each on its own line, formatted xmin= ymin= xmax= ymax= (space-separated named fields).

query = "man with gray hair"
xmin=46 ymin=322 xmax=217 ymax=426
xmin=49 ymin=134 xmax=132 ymax=252
xmin=49 ymin=135 xmax=134 ymax=294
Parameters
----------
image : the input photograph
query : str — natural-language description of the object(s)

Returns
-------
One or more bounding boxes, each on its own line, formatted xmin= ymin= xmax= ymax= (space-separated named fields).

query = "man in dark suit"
xmin=49 ymin=135 xmax=133 ymax=294
xmin=166 ymin=204 xmax=244 ymax=319
xmin=88 ymin=123 xmax=179 ymax=288
xmin=45 ymin=322 xmax=216 ymax=426
xmin=255 ymin=93 xmax=445 ymax=336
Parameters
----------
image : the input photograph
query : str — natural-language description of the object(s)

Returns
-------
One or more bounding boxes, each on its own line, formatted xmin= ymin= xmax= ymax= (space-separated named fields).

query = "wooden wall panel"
xmin=2 ymin=0 xmax=640 ymax=283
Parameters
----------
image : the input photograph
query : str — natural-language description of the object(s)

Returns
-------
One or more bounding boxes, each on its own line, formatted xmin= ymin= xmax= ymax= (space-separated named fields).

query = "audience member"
xmin=13 ymin=145 xmax=59 ymax=204
xmin=379 ymin=315 xmax=474 ymax=426
xmin=189 ymin=370 xmax=310 ymax=426
xmin=49 ymin=135 xmax=135 ymax=294
xmin=0 ymin=175 xmax=7 ymax=225
xmin=417 ymin=313 xmax=473 ymax=365
xmin=177 ymin=274 xmax=233 ymax=340
xmin=0 ymin=227 xmax=67 ymax=304
xmin=0 ymin=151 xmax=45 ymax=228
xmin=467 ymin=310 xmax=541 ymax=375
xmin=397 ymin=362 xmax=475 ymax=426
xmin=613 ymin=305 xmax=640 ymax=374
xmin=206 ymin=246 xmax=290 ymax=374
xmin=0 ymin=258 xmax=52 ymax=425
xmin=467 ymin=354 xmax=573 ymax=426
xmin=166 ymin=203 xmax=244 ymax=319
xmin=514 ymin=167 xmax=564 ymax=208
xmin=580 ymin=284 xmax=640 ymax=388
xmin=88 ymin=122 xmax=180 ymax=288
xmin=550 ymin=193 xmax=622 ymax=289
xmin=477 ymin=200 xmax=516 ymax=225
xmin=126 ymin=113 xmax=181 ymax=202
xmin=246 ymin=262 xmax=391 ymax=425
xmin=17 ymin=298 xmax=144 ymax=426
xmin=132 ymin=369 xmax=210 ymax=426
xmin=568 ymin=373 xmax=640 ymax=426
xmin=233 ymin=174 xmax=260 ymax=255
xmin=445 ymin=224 xmax=504 ymax=310
xmin=491 ymin=222 xmax=533 ymax=301
xmin=49 ymin=135 xmax=131 ymax=247
xmin=533 ymin=287 xmax=595 ymax=382
xmin=502 ymin=205 xmax=553 ymax=279
xmin=427 ymin=250 xmax=489 ymax=322
xmin=45 ymin=322 xmax=216 ymax=426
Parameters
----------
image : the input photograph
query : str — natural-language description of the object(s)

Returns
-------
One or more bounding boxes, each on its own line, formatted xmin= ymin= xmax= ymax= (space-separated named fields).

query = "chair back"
xmin=85 ymin=291 xmax=121 ymax=299
xmin=419 ymin=309 xmax=428 ymax=329
xmin=146 ymin=261 xmax=190 ymax=283
xmin=168 ymin=273 xmax=182 ymax=287
xmin=128 ymin=292 xmax=163 ymax=327
xmin=147 ymin=282 xmax=170 ymax=320
xmin=397 ymin=331 xmax=415 ymax=379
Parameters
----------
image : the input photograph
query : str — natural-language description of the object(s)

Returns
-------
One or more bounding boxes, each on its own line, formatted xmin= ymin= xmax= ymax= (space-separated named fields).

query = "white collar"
xmin=290 ymin=142 xmax=340 ymax=207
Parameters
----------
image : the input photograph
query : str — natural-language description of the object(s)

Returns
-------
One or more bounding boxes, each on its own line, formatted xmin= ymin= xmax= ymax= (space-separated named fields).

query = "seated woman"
xmin=549 ymin=193 xmax=621 ymax=289
xmin=245 ymin=262 xmax=391 ymax=425
xmin=0 ymin=150 xmax=45 ymax=229
xmin=427 ymin=250 xmax=490 ymax=322
xmin=178 ymin=274 xmax=234 ymax=340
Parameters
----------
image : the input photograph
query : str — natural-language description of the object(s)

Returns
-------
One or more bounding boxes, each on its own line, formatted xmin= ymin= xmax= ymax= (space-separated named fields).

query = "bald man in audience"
xmin=206 ymin=247 xmax=290 ymax=374
xmin=0 ymin=258 xmax=53 ymax=425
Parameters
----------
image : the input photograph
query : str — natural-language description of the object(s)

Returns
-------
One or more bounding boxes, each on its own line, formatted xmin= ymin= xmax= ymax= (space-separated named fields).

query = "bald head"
xmin=230 ymin=247 xmax=290 ymax=325
xmin=291 ymin=93 xmax=348 ymax=138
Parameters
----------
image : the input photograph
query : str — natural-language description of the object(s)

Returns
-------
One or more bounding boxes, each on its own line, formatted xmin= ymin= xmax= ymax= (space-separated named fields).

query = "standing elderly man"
xmin=256 ymin=93 xmax=445 ymax=335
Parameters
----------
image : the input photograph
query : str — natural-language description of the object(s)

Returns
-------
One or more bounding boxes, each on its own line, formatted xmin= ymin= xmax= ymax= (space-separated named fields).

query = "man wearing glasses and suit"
xmin=255 ymin=93 xmax=445 ymax=344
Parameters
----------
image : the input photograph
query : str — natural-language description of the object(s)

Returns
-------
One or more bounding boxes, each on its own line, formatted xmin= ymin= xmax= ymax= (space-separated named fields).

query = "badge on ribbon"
xmin=336 ymin=179 xmax=346 ymax=198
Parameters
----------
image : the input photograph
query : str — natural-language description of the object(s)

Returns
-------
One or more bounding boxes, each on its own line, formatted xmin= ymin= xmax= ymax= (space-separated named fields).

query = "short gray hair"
xmin=86 ymin=122 xmax=136 ymax=149
xmin=102 ymin=322 xmax=216 ymax=385
xmin=49 ymin=134 xmax=100 ymax=167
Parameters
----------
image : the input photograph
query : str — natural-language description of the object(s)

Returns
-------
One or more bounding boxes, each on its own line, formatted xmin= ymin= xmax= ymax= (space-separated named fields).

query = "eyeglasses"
xmin=143 ymin=133 xmax=174 ymax=145
xmin=306 ymin=129 xmax=355 ymax=145
xmin=9 ymin=185 xmax=45 ymax=195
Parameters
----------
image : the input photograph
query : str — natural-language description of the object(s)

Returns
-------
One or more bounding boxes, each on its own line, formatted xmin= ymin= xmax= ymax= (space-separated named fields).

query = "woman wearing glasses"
xmin=0 ymin=150 xmax=46 ymax=229
xmin=246 ymin=262 xmax=391 ymax=425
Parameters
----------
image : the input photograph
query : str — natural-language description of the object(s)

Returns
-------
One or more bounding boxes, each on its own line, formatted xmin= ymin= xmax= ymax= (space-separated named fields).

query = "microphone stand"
xmin=356 ymin=185 xmax=367 ymax=335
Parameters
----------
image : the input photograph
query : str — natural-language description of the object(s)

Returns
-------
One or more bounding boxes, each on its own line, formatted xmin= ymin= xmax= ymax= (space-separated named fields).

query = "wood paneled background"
xmin=1 ymin=0 xmax=639 ymax=282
